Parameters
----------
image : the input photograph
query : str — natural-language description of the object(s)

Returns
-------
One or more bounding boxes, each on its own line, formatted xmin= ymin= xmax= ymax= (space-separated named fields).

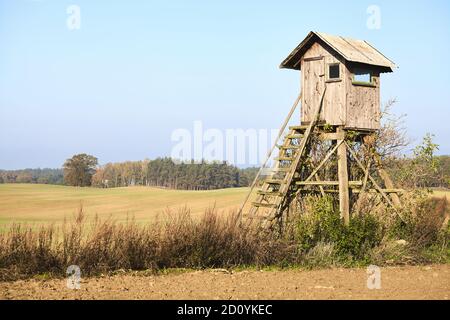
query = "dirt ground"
xmin=1 ymin=264 xmax=449 ymax=300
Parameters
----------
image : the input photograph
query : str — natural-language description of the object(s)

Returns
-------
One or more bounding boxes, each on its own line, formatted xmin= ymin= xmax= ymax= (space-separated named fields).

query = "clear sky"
xmin=0 ymin=0 xmax=449 ymax=169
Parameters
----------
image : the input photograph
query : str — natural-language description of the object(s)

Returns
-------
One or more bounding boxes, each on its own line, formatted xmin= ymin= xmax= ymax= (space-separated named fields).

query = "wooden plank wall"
xmin=300 ymin=41 xmax=381 ymax=130
xmin=301 ymin=42 xmax=325 ymax=123
xmin=345 ymin=70 xmax=380 ymax=130
xmin=323 ymin=54 xmax=346 ymax=126
xmin=301 ymin=42 xmax=346 ymax=126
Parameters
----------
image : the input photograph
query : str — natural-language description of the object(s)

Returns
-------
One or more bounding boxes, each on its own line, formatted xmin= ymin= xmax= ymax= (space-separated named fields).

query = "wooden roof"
xmin=280 ymin=31 xmax=396 ymax=72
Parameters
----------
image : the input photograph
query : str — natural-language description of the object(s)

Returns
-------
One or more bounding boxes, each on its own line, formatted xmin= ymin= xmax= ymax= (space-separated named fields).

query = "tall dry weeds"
xmin=0 ymin=195 xmax=447 ymax=281
xmin=0 ymin=206 xmax=293 ymax=279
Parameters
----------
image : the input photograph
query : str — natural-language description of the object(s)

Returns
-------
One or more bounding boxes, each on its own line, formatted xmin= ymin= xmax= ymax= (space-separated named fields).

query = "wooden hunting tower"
xmin=240 ymin=31 xmax=401 ymax=230
xmin=281 ymin=31 xmax=396 ymax=131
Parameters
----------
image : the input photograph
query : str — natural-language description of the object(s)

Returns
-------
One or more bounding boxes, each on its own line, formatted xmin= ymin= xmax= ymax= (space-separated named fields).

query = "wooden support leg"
xmin=377 ymin=166 xmax=401 ymax=207
xmin=354 ymin=158 xmax=371 ymax=216
xmin=373 ymin=154 xmax=401 ymax=207
xmin=337 ymin=127 xmax=350 ymax=226
xmin=363 ymin=134 xmax=401 ymax=208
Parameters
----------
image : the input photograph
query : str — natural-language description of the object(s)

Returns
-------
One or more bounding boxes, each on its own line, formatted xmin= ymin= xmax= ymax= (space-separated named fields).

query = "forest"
xmin=0 ymin=154 xmax=449 ymax=190
xmin=0 ymin=158 xmax=258 ymax=190
xmin=91 ymin=158 xmax=258 ymax=190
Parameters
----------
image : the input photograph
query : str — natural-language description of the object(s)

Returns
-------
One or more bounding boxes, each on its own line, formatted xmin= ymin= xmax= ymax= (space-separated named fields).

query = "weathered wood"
xmin=321 ymin=188 xmax=403 ymax=194
xmin=373 ymin=153 xmax=401 ymax=207
xmin=344 ymin=141 xmax=402 ymax=220
xmin=354 ymin=158 xmax=372 ymax=216
xmin=278 ymin=145 xmax=300 ymax=150
xmin=289 ymin=125 xmax=308 ymax=131
xmin=277 ymin=88 xmax=328 ymax=207
xmin=250 ymin=88 xmax=328 ymax=225
xmin=301 ymin=44 xmax=327 ymax=125
xmin=352 ymin=188 xmax=403 ymax=193
xmin=301 ymin=42 xmax=347 ymax=127
xmin=251 ymin=202 xmax=278 ymax=208
xmin=289 ymin=33 xmax=388 ymax=131
xmin=297 ymin=180 xmax=362 ymax=186
xmin=265 ymin=179 xmax=283 ymax=184
xmin=337 ymin=127 xmax=350 ymax=226
xmin=257 ymin=191 xmax=284 ymax=196
xmin=285 ymin=134 xmax=303 ymax=139
xmin=303 ymin=55 xmax=324 ymax=62
xmin=319 ymin=132 xmax=345 ymax=141
xmin=275 ymin=156 xmax=295 ymax=161
xmin=361 ymin=158 xmax=372 ymax=191
xmin=282 ymin=32 xmax=396 ymax=71
xmin=303 ymin=141 xmax=342 ymax=183
xmin=346 ymin=71 xmax=380 ymax=130
xmin=238 ymin=92 xmax=302 ymax=219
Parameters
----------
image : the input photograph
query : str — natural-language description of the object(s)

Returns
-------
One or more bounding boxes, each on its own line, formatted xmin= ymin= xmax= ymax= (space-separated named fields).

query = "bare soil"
xmin=1 ymin=265 xmax=449 ymax=300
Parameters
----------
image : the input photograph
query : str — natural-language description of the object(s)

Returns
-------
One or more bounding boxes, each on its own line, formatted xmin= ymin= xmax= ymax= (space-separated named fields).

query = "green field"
xmin=0 ymin=184 xmax=249 ymax=227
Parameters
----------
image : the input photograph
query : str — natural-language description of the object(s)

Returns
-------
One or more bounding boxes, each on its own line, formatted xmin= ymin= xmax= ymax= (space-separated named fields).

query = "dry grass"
xmin=0 ymin=206 xmax=296 ymax=281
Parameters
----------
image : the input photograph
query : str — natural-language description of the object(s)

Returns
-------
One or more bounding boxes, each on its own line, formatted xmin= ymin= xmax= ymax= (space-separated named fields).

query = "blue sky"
xmin=0 ymin=0 xmax=449 ymax=169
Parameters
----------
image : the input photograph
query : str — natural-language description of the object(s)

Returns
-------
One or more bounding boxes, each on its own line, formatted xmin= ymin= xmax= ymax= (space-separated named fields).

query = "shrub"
xmin=295 ymin=195 xmax=342 ymax=252
xmin=295 ymin=195 xmax=382 ymax=264
xmin=388 ymin=194 xmax=448 ymax=248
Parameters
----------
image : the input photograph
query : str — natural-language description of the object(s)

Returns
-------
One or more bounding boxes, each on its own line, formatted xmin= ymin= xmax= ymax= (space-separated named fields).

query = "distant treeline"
xmin=0 ymin=168 xmax=64 ymax=185
xmin=0 ymin=158 xmax=258 ymax=190
xmin=2 ymin=155 xmax=449 ymax=190
xmin=389 ymin=155 xmax=450 ymax=189
xmin=92 ymin=158 xmax=258 ymax=190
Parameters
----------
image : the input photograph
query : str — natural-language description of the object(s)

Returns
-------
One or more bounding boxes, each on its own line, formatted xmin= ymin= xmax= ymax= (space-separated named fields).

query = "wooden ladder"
xmin=240 ymin=88 xmax=327 ymax=227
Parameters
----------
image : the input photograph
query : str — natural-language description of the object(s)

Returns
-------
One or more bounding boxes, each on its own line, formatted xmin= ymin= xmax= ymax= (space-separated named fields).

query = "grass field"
xmin=431 ymin=189 xmax=450 ymax=201
xmin=0 ymin=184 xmax=249 ymax=227
xmin=0 ymin=184 xmax=448 ymax=228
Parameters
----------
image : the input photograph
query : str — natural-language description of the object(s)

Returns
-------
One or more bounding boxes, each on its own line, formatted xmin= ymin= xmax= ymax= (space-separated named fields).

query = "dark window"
xmin=328 ymin=64 xmax=340 ymax=79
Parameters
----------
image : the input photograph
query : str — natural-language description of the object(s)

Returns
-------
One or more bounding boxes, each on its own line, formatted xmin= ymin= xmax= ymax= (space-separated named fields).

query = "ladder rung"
xmin=296 ymin=180 xmax=363 ymax=186
xmin=251 ymin=202 xmax=278 ymax=208
xmin=275 ymin=157 xmax=295 ymax=161
xmin=245 ymin=215 xmax=275 ymax=221
xmin=257 ymin=190 xmax=284 ymax=196
xmin=352 ymin=188 xmax=403 ymax=193
xmin=278 ymin=145 xmax=300 ymax=150
xmin=285 ymin=134 xmax=303 ymax=139
xmin=265 ymin=179 xmax=284 ymax=184
xmin=289 ymin=125 xmax=308 ymax=131
xmin=273 ymin=167 xmax=291 ymax=172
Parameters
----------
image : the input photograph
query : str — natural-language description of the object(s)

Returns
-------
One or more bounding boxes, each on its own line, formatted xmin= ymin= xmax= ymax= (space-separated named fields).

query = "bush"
xmin=368 ymin=193 xmax=449 ymax=265
xmin=295 ymin=195 xmax=382 ymax=264
xmin=295 ymin=195 xmax=342 ymax=252
xmin=388 ymin=194 xmax=448 ymax=248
